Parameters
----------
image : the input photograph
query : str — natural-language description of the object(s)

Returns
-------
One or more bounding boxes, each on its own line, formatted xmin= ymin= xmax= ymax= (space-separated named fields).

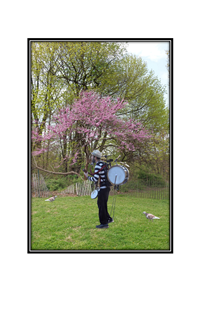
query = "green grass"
xmin=31 ymin=193 xmax=170 ymax=251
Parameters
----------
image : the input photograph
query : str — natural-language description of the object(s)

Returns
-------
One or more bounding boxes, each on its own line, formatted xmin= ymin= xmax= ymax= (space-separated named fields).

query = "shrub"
xmin=138 ymin=171 xmax=166 ymax=187
xmin=46 ymin=178 xmax=66 ymax=191
xmin=120 ymin=179 xmax=145 ymax=192
xmin=45 ymin=175 xmax=83 ymax=191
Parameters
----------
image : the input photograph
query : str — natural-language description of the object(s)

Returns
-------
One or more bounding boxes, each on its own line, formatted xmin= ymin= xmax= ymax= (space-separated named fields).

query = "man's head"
xmin=91 ymin=150 xmax=101 ymax=164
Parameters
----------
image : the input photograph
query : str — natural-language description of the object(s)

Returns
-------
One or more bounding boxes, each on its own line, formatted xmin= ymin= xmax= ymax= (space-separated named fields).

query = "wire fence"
xmin=63 ymin=180 xmax=169 ymax=200
xmin=65 ymin=184 xmax=75 ymax=194
xmin=32 ymin=172 xmax=50 ymax=198
xmin=32 ymin=171 xmax=169 ymax=200
xmin=130 ymin=186 xmax=169 ymax=200
xmin=75 ymin=181 xmax=93 ymax=196
xmin=59 ymin=181 xmax=93 ymax=196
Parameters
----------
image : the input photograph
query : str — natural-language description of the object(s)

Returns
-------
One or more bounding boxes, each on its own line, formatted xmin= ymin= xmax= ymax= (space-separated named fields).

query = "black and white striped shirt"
xmin=88 ymin=161 xmax=107 ymax=189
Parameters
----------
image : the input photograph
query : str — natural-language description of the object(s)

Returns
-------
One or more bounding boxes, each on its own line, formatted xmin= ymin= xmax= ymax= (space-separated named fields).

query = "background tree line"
xmin=31 ymin=41 xmax=169 ymax=186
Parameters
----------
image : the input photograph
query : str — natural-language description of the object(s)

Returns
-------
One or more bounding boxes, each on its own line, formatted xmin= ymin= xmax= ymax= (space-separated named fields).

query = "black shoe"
xmin=108 ymin=218 xmax=114 ymax=223
xmin=96 ymin=224 xmax=109 ymax=229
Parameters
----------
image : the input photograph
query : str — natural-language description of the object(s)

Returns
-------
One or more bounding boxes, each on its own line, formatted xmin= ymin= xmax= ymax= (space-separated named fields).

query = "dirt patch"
xmin=65 ymin=235 xmax=72 ymax=242
xmin=72 ymin=226 xmax=81 ymax=231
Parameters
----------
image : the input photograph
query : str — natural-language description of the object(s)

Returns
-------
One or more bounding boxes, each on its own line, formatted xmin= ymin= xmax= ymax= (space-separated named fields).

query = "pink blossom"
xmin=32 ymin=91 xmax=151 ymax=161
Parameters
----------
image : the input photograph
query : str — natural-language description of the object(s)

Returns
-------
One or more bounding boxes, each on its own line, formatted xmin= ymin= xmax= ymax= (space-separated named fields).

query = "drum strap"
xmin=89 ymin=164 xmax=107 ymax=176
xmin=89 ymin=163 xmax=110 ymax=188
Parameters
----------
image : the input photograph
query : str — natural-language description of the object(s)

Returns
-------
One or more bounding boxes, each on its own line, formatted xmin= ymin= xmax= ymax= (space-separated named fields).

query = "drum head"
xmin=107 ymin=165 xmax=126 ymax=185
xmin=91 ymin=189 xmax=98 ymax=199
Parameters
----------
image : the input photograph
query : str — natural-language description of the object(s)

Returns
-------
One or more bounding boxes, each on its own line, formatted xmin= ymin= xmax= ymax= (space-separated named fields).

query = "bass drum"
xmin=107 ymin=165 xmax=129 ymax=186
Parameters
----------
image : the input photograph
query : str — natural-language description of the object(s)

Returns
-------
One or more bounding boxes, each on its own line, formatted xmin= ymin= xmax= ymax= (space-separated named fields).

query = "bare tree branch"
xmin=32 ymin=156 xmax=84 ymax=180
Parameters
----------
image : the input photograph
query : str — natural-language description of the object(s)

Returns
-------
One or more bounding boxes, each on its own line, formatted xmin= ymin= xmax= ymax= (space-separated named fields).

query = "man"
xmin=84 ymin=150 xmax=113 ymax=229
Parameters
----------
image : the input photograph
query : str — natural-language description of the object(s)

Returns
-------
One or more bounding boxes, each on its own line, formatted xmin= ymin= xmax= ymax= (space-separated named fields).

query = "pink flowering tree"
xmin=32 ymin=91 xmax=151 ymax=176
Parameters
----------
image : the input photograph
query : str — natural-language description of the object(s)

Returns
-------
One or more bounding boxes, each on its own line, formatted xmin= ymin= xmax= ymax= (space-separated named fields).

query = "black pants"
xmin=97 ymin=187 xmax=111 ymax=225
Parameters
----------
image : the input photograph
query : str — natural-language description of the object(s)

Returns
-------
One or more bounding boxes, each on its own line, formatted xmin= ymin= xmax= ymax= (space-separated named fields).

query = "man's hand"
xmin=84 ymin=171 xmax=88 ymax=178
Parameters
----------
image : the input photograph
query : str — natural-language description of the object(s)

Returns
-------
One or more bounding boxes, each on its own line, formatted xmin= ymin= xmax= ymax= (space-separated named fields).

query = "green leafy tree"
xmin=31 ymin=42 xmax=68 ymax=168
xmin=53 ymin=41 xmax=127 ymax=96
xmin=31 ymin=41 xmax=169 ymax=177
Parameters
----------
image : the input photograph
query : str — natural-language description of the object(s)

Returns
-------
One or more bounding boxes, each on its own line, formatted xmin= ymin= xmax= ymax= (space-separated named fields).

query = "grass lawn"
xmin=31 ymin=193 xmax=170 ymax=251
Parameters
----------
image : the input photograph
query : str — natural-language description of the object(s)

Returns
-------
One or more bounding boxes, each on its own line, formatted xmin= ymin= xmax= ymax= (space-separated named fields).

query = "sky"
xmin=124 ymin=41 xmax=169 ymax=108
